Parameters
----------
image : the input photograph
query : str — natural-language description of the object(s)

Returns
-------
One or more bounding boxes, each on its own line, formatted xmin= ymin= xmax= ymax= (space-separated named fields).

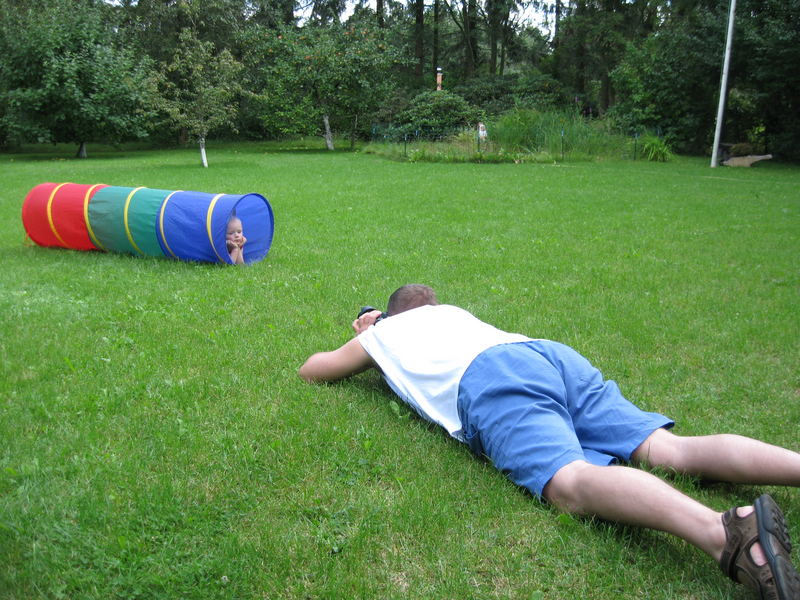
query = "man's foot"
xmin=719 ymin=494 xmax=800 ymax=600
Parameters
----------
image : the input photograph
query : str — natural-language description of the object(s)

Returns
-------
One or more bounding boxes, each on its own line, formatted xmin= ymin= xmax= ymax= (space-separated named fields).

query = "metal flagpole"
xmin=711 ymin=0 xmax=737 ymax=167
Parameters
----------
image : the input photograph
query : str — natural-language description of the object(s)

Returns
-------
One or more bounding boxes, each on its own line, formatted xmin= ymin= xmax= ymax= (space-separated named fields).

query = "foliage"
xmin=364 ymin=129 xmax=555 ymax=163
xmin=239 ymin=86 xmax=319 ymax=140
xmin=609 ymin=11 xmax=723 ymax=154
xmin=511 ymin=72 xmax=569 ymax=110
xmin=452 ymin=75 xmax=519 ymax=117
xmin=549 ymin=3 xmax=629 ymax=114
xmin=240 ymin=23 xmax=404 ymax=147
xmin=117 ymin=0 xmax=254 ymax=64
xmin=611 ymin=0 xmax=800 ymax=159
xmin=366 ymin=108 xmax=634 ymax=164
xmin=730 ymin=142 xmax=755 ymax=157
xmin=737 ymin=0 xmax=800 ymax=160
xmin=487 ymin=108 xmax=627 ymax=159
xmin=1 ymin=0 xmax=800 ymax=159
xmin=396 ymin=90 xmax=481 ymax=135
xmin=450 ymin=72 xmax=568 ymax=118
xmin=0 ymin=0 xmax=155 ymax=154
xmin=155 ymin=28 xmax=243 ymax=145
xmin=639 ymin=134 xmax=674 ymax=162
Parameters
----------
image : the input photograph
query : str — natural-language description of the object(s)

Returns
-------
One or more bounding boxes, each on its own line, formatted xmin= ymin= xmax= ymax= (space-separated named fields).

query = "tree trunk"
xmin=76 ymin=142 xmax=87 ymax=159
xmin=500 ymin=23 xmax=507 ymax=75
xmin=376 ymin=0 xmax=385 ymax=27
xmin=415 ymin=0 xmax=425 ymax=82
xmin=486 ymin=0 xmax=501 ymax=75
xmin=554 ymin=0 xmax=562 ymax=40
xmin=199 ymin=135 xmax=208 ymax=168
xmin=350 ymin=114 xmax=358 ymax=150
xmin=322 ymin=115 xmax=335 ymax=150
xmin=432 ymin=0 xmax=440 ymax=77
xmin=599 ymin=71 xmax=612 ymax=115
xmin=463 ymin=0 xmax=478 ymax=77
xmin=282 ymin=0 xmax=294 ymax=25
xmin=489 ymin=29 xmax=498 ymax=75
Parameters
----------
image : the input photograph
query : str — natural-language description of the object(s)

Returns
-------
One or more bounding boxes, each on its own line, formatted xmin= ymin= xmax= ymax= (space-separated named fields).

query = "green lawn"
xmin=1 ymin=142 xmax=798 ymax=599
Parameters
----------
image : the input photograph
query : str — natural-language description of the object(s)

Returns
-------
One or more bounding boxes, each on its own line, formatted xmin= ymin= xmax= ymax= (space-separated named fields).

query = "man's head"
xmin=386 ymin=284 xmax=438 ymax=316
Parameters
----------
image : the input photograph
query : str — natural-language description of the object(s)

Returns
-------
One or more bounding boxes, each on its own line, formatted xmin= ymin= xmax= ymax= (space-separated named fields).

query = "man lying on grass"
xmin=299 ymin=284 xmax=800 ymax=599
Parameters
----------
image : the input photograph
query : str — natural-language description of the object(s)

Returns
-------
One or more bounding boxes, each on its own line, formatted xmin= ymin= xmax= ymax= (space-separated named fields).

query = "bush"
xmin=397 ymin=90 xmax=482 ymax=135
xmin=730 ymin=142 xmax=754 ymax=157
xmin=511 ymin=72 xmax=568 ymax=110
xmin=640 ymin=134 xmax=674 ymax=162
xmin=487 ymin=108 xmax=627 ymax=159
xmin=452 ymin=75 xmax=518 ymax=116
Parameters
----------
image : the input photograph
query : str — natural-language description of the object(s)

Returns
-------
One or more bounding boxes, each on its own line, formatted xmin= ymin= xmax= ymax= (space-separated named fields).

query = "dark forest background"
xmin=1 ymin=0 xmax=797 ymax=159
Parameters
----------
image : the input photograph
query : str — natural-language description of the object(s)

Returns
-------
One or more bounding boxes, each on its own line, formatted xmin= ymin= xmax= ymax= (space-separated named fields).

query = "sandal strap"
xmin=720 ymin=495 xmax=800 ymax=600
xmin=720 ymin=507 xmax=758 ymax=581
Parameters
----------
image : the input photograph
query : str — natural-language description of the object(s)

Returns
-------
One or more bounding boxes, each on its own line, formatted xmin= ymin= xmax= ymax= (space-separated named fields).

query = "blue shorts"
xmin=456 ymin=340 xmax=674 ymax=498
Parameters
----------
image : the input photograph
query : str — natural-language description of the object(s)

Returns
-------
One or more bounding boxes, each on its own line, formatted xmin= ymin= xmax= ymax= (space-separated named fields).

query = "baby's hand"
xmin=227 ymin=240 xmax=236 ymax=251
xmin=239 ymin=235 xmax=247 ymax=248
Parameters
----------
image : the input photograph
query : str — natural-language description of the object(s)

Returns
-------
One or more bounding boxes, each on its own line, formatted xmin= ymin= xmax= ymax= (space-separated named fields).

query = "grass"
xmin=1 ymin=141 xmax=798 ymax=599
xmin=365 ymin=110 xmax=639 ymax=163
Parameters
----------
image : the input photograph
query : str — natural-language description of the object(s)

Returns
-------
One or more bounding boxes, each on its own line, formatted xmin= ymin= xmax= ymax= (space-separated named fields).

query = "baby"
xmin=226 ymin=215 xmax=247 ymax=265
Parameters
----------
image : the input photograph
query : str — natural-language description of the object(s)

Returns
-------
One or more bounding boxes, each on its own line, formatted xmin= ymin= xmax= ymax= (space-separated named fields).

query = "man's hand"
xmin=352 ymin=310 xmax=382 ymax=335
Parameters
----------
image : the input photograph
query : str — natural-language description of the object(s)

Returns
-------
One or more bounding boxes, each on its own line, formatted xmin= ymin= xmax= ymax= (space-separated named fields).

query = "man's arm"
xmin=299 ymin=337 xmax=375 ymax=383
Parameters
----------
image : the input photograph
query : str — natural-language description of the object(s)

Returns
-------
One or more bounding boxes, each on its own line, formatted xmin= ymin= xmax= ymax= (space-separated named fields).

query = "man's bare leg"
xmin=543 ymin=427 xmax=800 ymax=560
xmin=631 ymin=428 xmax=800 ymax=486
xmin=543 ymin=460 xmax=728 ymax=559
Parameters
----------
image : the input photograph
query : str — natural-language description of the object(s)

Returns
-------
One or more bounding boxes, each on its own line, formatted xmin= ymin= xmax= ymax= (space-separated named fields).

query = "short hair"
xmin=386 ymin=284 xmax=438 ymax=315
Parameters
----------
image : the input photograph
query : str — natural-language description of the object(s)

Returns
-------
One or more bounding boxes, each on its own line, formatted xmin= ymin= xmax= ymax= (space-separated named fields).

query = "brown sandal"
xmin=719 ymin=494 xmax=800 ymax=600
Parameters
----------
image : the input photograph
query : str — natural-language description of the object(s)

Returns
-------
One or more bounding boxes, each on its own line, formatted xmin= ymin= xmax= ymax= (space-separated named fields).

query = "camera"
xmin=357 ymin=305 xmax=389 ymax=324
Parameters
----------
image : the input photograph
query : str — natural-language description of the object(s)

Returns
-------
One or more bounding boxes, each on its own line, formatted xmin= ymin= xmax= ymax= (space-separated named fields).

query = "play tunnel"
xmin=21 ymin=182 xmax=274 ymax=265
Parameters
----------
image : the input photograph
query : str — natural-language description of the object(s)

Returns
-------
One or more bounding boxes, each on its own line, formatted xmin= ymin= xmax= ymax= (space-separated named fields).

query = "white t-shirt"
xmin=357 ymin=304 xmax=531 ymax=440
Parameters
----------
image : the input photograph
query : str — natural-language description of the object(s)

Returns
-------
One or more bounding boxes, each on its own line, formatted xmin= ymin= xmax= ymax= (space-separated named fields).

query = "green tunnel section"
xmin=88 ymin=186 xmax=171 ymax=257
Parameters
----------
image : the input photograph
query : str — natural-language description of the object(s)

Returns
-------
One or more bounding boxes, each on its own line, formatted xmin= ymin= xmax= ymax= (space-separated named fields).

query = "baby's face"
xmin=226 ymin=218 xmax=243 ymax=242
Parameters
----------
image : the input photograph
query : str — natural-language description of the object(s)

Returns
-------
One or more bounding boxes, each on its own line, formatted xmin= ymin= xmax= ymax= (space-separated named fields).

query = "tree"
xmin=414 ymin=0 xmax=425 ymax=81
xmin=247 ymin=0 xmax=297 ymax=27
xmin=0 ymin=0 xmax=155 ymax=156
xmin=117 ymin=0 xmax=251 ymax=63
xmin=485 ymin=0 xmax=517 ymax=75
xmin=309 ymin=0 xmax=346 ymax=23
xmin=243 ymin=24 xmax=404 ymax=149
xmin=155 ymin=28 xmax=242 ymax=167
xmin=610 ymin=8 xmax=724 ymax=152
xmin=610 ymin=0 xmax=800 ymax=158
xmin=548 ymin=1 xmax=670 ymax=114
xmin=737 ymin=0 xmax=800 ymax=159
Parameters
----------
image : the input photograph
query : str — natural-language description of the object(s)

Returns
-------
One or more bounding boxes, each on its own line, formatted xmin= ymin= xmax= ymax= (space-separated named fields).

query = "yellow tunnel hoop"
xmin=158 ymin=190 xmax=183 ymax=259
xmin=46 ymin=183 xmax=69 ymax=246
xmin=123 ymin=187 xmax=147 ymax=255
xmin=206 ymin=193 xmax=227 ymax=264
xmin=83 ymin=184 xmax=107 ymax=250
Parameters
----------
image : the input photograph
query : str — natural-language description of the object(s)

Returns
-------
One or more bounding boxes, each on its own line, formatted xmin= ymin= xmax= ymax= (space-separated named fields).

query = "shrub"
xmin=511 ymin=72 xmax=568 ymax=110
xmin=397 ymin=90 xmax=482 ymax=136
xmin=487 ymin=108 xmax=627 ymax=159
xmin=730 ymin=142 xmax=754 ymax=157
xmin=452 ymin=75 xmax=518 ymax=116
xmin=640 ymin=134 xmax=674 ymax=162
